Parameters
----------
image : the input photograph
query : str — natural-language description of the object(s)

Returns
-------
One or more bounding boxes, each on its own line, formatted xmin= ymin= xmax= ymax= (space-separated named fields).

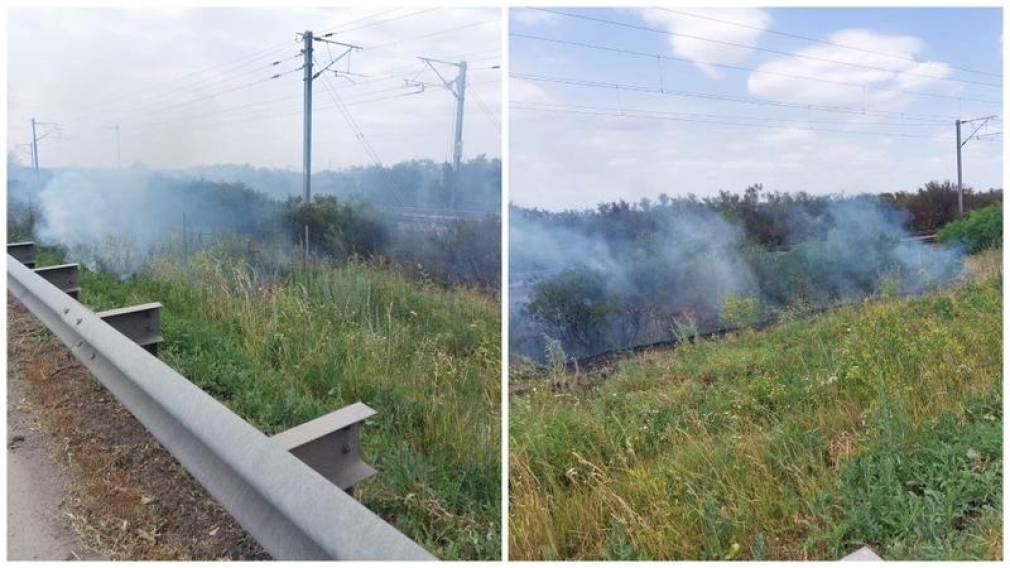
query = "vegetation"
xmin=719 ymin=294 xmax=762 ymax=330
xmin=937 ymin=203 xmax=1003 ymax=254
xmin=285 ymin=195 xmax=389 ymax=259
xmin=184 ymin=155 xmax=502 ymax=212
xmin=7 ymin=157 xmax=501 ymax=290
xmin=391 ymin=215 xmax=502 ymax=289
xmin=512 ymin=181 xmax=1000 ymax=270
xmin=510 ymin=250 xmax=1001 ymax=560
xmin=34 ymin=245 xmax=500 ymax=560
xmin=526 ymin=267 xmax=616 ymax=351
xmin=515 ymin=194 xmax=963 ymax=361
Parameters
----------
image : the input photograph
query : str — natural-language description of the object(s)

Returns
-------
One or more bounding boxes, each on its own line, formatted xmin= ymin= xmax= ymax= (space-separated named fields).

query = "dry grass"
xmin=7 ymin=297 xmax=267 ymax=560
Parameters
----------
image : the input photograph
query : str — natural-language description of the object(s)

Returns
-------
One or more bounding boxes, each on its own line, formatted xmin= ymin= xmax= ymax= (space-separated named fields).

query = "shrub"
xmin=285 ymin=195 xmax=388 ymax=259
xmin=526 ymin=267 xmax=616 ymax=352
xmin=719 ymin=294 xmax=762 ymax=329
xmin=937 ymin=203 xmax=1002 ymax=254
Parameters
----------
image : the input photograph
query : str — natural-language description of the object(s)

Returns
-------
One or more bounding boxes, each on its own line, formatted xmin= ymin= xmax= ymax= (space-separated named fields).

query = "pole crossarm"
xmin=419 ymin=57 xmax=462 ymax=97
xmin=311 ymin=44 xmax=361 ymax=80
xmin=961 ymin=115 xmax=998 ymax=147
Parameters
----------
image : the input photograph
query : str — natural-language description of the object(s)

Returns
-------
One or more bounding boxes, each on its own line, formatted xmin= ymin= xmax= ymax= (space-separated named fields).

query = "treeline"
xmin=513 ymin=181 xmax=1000 ymax=269
xmin=510 ymin=182 xmax=999 ymax=363
xmin=182 ymin=155 xmax=501 ymax=212
xmin=7 ymin=161 xmax=500 ymax=290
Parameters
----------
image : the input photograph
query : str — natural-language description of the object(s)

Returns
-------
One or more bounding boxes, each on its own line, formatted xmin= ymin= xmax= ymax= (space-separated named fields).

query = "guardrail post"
xmin=96 ymin=302 xmax=163 ymax=356
xmin=271 ymin=402 xmax=378 ymax=494
xmin=34 ymin=263 xmax=81 ymax=299
xmin=841 ymin=546 xmax=882 ymax=561
xmin=7 ymin=241 xmax=36 ymax=268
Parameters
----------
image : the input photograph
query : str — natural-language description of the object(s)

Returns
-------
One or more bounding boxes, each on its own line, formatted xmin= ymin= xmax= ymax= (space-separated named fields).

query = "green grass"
xmin=37 ymin=247 xmax=500 ymax=560
xmin=510 ymin=250 xmax=1001 ymax=560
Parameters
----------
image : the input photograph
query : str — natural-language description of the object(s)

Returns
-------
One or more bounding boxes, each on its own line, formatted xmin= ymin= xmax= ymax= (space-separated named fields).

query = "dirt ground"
xmin=8 ymin=369 xmax=101 ymax=560
xmin=6 ymin=296 xmax=269 ymax=560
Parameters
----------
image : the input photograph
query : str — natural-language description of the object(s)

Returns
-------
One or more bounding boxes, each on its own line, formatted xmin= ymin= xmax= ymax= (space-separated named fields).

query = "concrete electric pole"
xmin=418 ymin=57 xmax=468 ymax=208
xmin=419 ymin=57 xmax=467 ymax=174
xmin=300 ymin=30 xmax=360 ymax=205
xmin=451 ymin=61 xmax=467 ymax=173
xmin=955 ymin=115 xmax=997 ymax=218
xmin=29 ymin=118 xmax=60 ymax=182
xmin=302 ymin=30 xmax=314 ymax=205
xmin=30 ymin=118 xmax=39 ymax=174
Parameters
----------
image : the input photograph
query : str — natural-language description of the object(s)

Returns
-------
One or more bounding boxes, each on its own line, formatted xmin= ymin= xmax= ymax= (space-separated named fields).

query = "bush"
xmin=937 ymin=203 xmax=1002 ymax=254
xmin=526 ymin=267 xmax=616 ymax=352
xmin=719 ymin=294 xmax=762 ymax=329
xmin=285 ymin=195 xmax=388 ymax=259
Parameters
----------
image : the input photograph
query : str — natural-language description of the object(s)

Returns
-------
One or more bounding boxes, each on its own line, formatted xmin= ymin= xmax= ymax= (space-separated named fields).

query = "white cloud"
xmin=639 ymin=8 xmax=771 ymax=79
xmin=748 ymin=28 xmax=955 ymax=108
xmin=759 ymin=126 xmax=817 ymax=146
xmin=510 ymin=78 xmax=550 ymax=105
xmin=512 ymin=8 xmax=559 ymax=27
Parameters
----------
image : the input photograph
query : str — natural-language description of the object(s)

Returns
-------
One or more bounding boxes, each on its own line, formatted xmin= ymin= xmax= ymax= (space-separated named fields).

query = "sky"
xmin=7 ymin=6 xmax=501 ymax=172
xmin=510 ymin=7 xmax=1003 ymax=211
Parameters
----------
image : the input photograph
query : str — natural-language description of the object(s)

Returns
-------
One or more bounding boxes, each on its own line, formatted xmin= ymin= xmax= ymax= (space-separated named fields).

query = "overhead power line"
xmin=512 ymin=101 xmax=941 ymax=139
xmin=467 ymin=81 xmax=500 ymax=133
xmin=531 ymin=8 xmax=1002 ymax=89
xmin=513 ymin=101 xmax=943 ymax=129
xmin=316 ymin=59 xmax=384 ymax=166
xmin=313 ymin=7 xmax=404 ymax=35
xmin=317 ymin=7 xmax=441 ymax=36
xmin=121 ymin=62 xmax=305 ymax=118
xmin=74 ymin=9 xmax=416 ymax=119
xmin=655 ymin=7 xmax=1002 ymax=79
xmin=512 ymin=33 xmax=1000 ymax=106
xmin=359 ymin=19 xmax=497 ymax=54
xmin=73 ymin=42 xmax=298 ymax=117
xmin=101 ymin=52 xmax=305 ymax=119
xmin=511 ymin=71 xmax=956 ymax=123
xmin=125 ymin=85 xmax=431 ymax=135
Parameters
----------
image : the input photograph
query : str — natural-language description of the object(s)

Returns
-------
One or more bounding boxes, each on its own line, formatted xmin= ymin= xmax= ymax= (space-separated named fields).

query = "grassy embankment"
xmin=510 ymin=249 xmax=1001 ymax=560
xmin=33 ymin=247 xmax=500 ymax=560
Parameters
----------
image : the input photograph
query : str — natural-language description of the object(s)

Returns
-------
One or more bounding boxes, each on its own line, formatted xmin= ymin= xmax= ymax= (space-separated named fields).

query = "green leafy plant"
xmin=719 ymin=294 xmax=762 ymax=329
xmin=937 ymin=203 xmax=1002 ymax=254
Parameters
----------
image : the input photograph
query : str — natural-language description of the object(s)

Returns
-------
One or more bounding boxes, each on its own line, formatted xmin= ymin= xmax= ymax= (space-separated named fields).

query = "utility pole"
xmin=28 ymin=118 xmax=60 ymax=182
xmin=30 ymin=118 xmax=39 ymax=177
xmin=302 ymin=30 xmax=314 ymax=204
xmin=299 ymin=30 xmax=360 ymax=205
xmin=451 ymin=61 xmax=467 ymax=173
xmin=419 ymin=57 xmax=467 ymax=208
xmin=955 ymin=115 xmax=997 ymax=218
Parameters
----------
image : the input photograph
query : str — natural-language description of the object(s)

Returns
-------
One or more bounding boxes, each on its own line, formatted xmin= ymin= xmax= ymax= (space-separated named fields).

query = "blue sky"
xmin=510 ymin=7 xmax=1002 ymax=210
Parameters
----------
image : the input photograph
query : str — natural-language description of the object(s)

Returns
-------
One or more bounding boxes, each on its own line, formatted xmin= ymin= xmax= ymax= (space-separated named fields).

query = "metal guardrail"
xmin=6 ymin=252 xmax=435 ymax=560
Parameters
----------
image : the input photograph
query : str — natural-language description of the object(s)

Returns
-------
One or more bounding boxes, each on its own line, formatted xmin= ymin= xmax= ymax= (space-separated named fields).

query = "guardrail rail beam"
xmin=272 ymin=402 xmax=378 ymax=494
